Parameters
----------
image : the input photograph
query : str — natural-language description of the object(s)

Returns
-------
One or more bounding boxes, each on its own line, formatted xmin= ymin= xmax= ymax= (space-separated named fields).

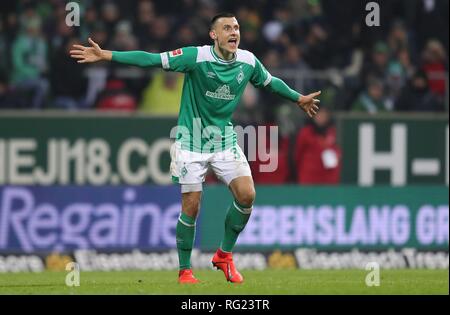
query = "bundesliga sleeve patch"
xmin=169 ymin=48 xmax=183 ymax=57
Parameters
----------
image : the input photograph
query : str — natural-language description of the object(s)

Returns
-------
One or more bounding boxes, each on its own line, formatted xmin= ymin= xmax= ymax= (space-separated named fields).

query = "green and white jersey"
xmin=160 ymin=45 xmax=272 ymax=152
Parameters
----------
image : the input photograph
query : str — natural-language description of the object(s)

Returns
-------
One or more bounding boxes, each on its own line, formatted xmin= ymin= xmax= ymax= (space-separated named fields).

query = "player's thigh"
xmin=170 ymin=142 xmax=209 ymax=185
xmin=210 ymin=145 xmax=253 ymax=191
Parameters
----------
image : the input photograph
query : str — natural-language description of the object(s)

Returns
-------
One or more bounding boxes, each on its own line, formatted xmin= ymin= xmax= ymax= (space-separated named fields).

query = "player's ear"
xmin=209 ymin=30 xmax=217 ymax=40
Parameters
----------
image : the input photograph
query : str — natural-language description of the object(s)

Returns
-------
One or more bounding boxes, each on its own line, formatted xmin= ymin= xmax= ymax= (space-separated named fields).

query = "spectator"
xmin=385 ymin=61 xmax=407 ymax=109
xmin=294 ymin=106 xmax=341 ymax=185
xmin=397 ymin=47 xmax=415 ymax=79
xmin=0 ymin=74 xmax=23 ymax=109
xmin=303 ymin=22 xmax=331 ymax=70
xmin=101 ymin=2 xmax=121 ymax=36
xmin=233 ymin=85 xmax=264 ymax=126
xmin=11 ymin=15 xmax=49 ymax=109
xmin=111 ymin=20 xmax=139 ymax=51
xmin=174 ymin=24 xmax=196 ymax=48
xmin=139 ymin=71 xmax=183 ymax=115
xmin=387 ymin=20 xmax=410 ymax=56
xmin=96 ymin=78 xmax=137 ymax=111
xmin=352 ymin=77 xmax=389 ymax=113
xmin=395 ymin=70 xmax=443 ymax=112
xmin=362 ymin=41 xmax=390 ymax=84
xmin=135 ymin=0 xmax=157 ymax=45
xmin=421 ymin=39 xmax=447 ymax=98
xmin=143 ymin=16 xmax=173 ymax=52
xmin=50 ymin=37 xmax=88 ymax=109
xmin=46 ymin=2 xmax=76 ymax=51
xmin=90 ymin=22 xmax=109 ymax=48
xmin=237 ymin=7 xmax=264 ymax=55
xmin=280 ymin=44 xmax=310 ymax=92
xmin=79 ymin=6 xmax=99 ymax=41
xmin=82 ymin=22 xmax=110 ymax=108
xmin=281 ymin=44 xmax=309 ymax=71
xmin=262 ymin=4 xmax=293 ymax=49
xmin=262 ymin=49 xmax=281 ymax=69
xmin=0 ymin=0 xmax=447 ymax=114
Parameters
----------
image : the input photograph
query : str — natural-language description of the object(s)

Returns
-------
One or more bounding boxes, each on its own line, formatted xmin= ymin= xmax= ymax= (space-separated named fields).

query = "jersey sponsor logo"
xmin=169 ymin=48 xmax=183 ymax=57
xmin=205 ymin=85 xmax=236 ymax=100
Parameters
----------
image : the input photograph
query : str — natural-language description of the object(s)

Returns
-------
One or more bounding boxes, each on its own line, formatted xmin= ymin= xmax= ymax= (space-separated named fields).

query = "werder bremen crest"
xmin=237 ymin=67 xmax=244 ymax=84
xmin=205 ymin=85 xmax=236 ymax=100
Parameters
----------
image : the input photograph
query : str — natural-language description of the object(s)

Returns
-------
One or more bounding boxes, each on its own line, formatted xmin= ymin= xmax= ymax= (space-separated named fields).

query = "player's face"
xmin=212 ymin=17 xmax=240 ymax=53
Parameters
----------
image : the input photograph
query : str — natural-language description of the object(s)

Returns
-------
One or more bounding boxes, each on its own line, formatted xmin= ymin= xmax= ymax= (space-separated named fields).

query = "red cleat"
xmin=178 ymin=269 xmax=200 ymax=284
xmin=211 ymin=249 xmax=244 ymax=283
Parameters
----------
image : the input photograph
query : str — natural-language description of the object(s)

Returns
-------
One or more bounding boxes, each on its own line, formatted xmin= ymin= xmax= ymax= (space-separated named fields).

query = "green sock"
xmin=220 ymin=200 xmax=252 ymax=252
xmin=176 ymin=212 xmax=196 ymax=270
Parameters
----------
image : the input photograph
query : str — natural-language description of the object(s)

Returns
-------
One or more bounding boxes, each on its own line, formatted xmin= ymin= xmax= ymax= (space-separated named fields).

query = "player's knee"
xmin=182 ymin=192 xmax=202 ymax=218
xmin=184 ymin=201 xmax=200 ymax=218
xmin=235 ymin=187 xmax=256 ymax=208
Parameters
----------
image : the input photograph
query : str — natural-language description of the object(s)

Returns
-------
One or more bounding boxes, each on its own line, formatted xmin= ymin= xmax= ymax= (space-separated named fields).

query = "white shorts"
xmin=170 ymin=141 xmax=252 ymax=192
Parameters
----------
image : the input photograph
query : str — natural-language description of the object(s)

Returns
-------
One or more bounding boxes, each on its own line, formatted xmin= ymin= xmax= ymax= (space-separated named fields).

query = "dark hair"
xmin=210 ymin=13 xmax=235 ymax=30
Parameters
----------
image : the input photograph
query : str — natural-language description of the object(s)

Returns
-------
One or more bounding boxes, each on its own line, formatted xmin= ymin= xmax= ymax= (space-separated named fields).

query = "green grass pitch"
xmin=0 ymin=269 xmax=447 ymax=295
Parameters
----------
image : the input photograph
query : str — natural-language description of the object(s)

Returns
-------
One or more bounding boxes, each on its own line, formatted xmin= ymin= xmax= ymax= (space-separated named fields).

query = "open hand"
xmin=297 ymin=91 xmax=321 ymax=118
xmin=70 ymin=38 xmax=111 ymax=63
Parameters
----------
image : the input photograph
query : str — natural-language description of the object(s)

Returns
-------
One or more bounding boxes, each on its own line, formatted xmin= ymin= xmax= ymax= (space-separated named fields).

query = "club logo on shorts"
xmin=169 ymin=48 xmax=183 ymax=57
xmin=181 ymin=166 xmax=188 ymax=177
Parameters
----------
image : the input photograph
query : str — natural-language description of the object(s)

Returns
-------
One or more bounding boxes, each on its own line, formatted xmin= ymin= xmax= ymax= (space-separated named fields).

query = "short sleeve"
xmin=250 ymin=57 xmax=273 ymax=88
xmin=160 ymin=47 xmax=198 ymax=73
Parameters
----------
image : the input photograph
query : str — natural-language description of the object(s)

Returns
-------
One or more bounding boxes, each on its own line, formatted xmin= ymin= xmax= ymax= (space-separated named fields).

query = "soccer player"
xmin=70 ymin=13 xmax=320 ymax=284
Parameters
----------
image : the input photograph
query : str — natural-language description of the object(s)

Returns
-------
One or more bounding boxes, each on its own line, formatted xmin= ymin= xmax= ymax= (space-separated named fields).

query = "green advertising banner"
xmin=0 ymin=114 xmax=177 ymax=185
xmin=339 ymin=114 xmax=448 ymax=186
xmin=200 ymin=186 xmax=449 ymax=251
xmin=1 ymin=113 xmax=448 ymax=187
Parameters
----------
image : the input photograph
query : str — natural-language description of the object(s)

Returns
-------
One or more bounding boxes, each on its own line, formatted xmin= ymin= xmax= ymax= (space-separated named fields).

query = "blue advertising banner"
xmin=0 ymin=186 xmax=183 ymax=252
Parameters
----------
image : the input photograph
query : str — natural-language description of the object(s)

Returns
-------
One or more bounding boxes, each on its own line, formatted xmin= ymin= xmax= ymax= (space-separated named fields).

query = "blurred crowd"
xmin=0 ymin=0 xmax=448 ymax=184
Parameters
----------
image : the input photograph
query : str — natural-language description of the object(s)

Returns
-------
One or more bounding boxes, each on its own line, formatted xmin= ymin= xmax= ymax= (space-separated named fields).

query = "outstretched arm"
xmin=251 ymin=57 xmax=320 ymax=118
xmin=70 ymin=38 xmax=162 ymax=67
xmin=266 ymin=76 xmax=321 ymax=118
